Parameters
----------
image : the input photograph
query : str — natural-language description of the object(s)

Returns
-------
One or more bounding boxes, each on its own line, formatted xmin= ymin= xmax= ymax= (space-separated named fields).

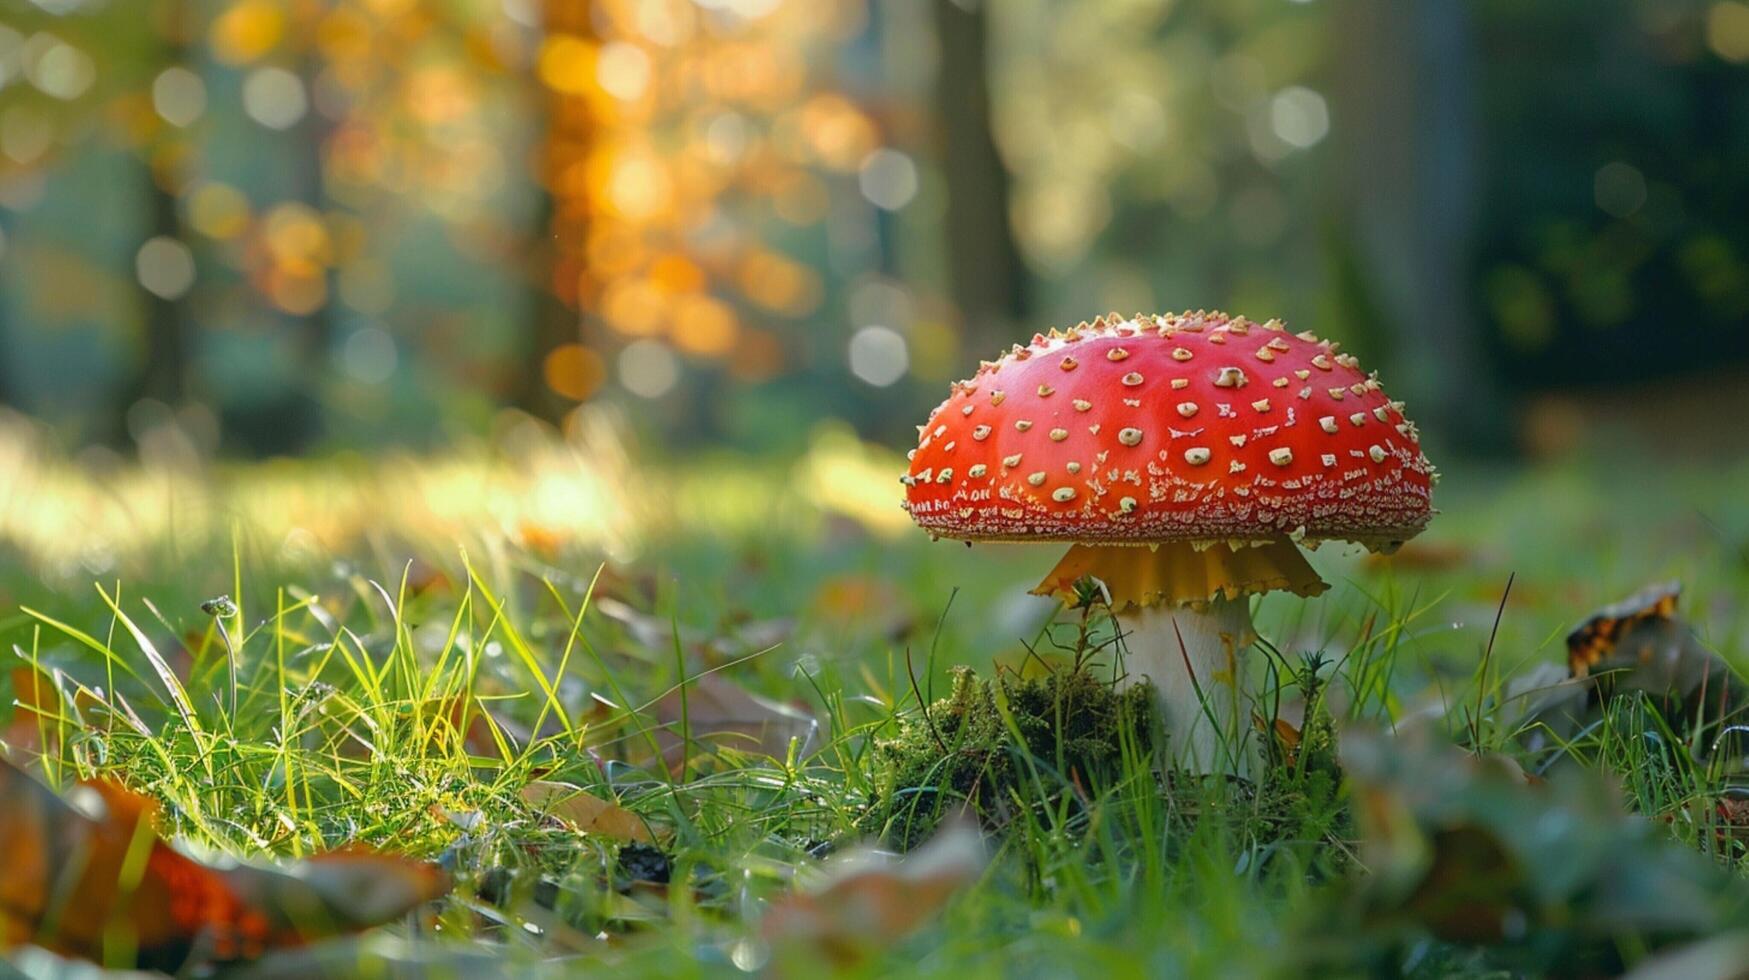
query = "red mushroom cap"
xmin=901 ymin=311 xmax=1435 ymax=549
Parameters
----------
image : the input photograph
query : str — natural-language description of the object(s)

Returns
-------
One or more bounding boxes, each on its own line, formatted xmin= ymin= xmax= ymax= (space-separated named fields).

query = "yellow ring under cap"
xmin=1030 ymin=537 xmax=1329 ymax=611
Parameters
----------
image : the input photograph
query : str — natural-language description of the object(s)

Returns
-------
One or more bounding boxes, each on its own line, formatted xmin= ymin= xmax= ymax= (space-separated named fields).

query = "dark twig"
xmin=906 ymin=644 xmax=948 ymax=754
xmin=1472 ymin=571 xmax=1515 ymax=753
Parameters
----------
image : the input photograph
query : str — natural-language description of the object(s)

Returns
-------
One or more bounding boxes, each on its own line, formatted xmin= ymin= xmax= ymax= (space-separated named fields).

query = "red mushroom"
xmin=901 ymin=311 xmax=1436 ymax=773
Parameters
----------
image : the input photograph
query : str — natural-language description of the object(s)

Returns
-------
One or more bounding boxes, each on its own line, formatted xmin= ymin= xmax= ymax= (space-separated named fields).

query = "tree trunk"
xmin=224 ymin=54 xmax=333 ymax=455
xmin=112 ymin=6 xmax=193 ymax=445
xmin=0 ymin=216 xmax=16 ymax=410
xmin=931 ymin=0 xmax=1029 ymax=347
xmin=1331 ymin=0 xmax=1504 ymax=453
xmin=118 ymin=165 xmax=190 ymax=414
xmin=513 ymin=0 xmax=592 ymax=423
xmin=514 ymin=188 xmax=581 ymax=422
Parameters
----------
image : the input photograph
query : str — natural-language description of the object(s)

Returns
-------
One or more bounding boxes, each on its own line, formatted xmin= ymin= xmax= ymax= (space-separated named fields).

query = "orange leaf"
xmin=4 ymin=665 xmax=63 ymax=761
xmin=0 ymin=757 xmax=449 ymax=970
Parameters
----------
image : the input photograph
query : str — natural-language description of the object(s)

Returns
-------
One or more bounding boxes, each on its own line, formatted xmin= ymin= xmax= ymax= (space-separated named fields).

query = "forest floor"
xmin=3 ymin=420 xmax=1749 ymax=978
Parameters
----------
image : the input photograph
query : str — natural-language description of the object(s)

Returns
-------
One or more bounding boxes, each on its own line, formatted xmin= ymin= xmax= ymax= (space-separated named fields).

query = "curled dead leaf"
xmin=520 ymin=780 xmax=653 ymax=843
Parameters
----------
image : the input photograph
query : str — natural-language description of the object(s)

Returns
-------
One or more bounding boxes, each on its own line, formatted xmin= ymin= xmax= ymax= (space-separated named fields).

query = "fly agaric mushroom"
xmin=900 ymin=311 xmax=1435 ymax=772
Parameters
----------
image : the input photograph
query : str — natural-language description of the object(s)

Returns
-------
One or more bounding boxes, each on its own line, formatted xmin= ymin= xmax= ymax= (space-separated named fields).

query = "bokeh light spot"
xmin=600 ymin=148 xmax=674 ymax=219
xmin=597 ymin=42 xmax=652 ymax=101
xmin=135 ymin=237 xmax=196 ymax=300
xmin=243 ymin=67 xmax=308 ymax=130
xmin=340 ymin=326 xmax=398 ymax=384
xmin=703 ymin=111 xmax=750 ymax=165
xmin=152 ymin=67 xmax=207 ymax=127
xmin=618 ymin=340 xmax=679 ymax=398
xmin=1594 ymin=161 xmax=1647 ymax=218
xmin=602 ymin=278 xmax=669 ymax=337
xmin=25 ymin=35 xmax=95 ymax=101
xmin=186 ymin=182 xmax=251 ymax=239
xmin=543 ymin=343 xmax=605 ymax=401
xmin=1487 ymin=265 xmax=1557 ymax=351
xmin=210 ymin=0 xmax=286 ymax=66
xmin=1707 ymin=2 xmax=1749 ymax=61
xmin=799 ymin=94 xmax=877 ymax=171
xmin=538 ymin=35 xmax=596 ymax=95
xmin=737 ymin=251 xmax=822 ymax=317
xmin=1107 ymin=90 xmax=1167 ymax=153
xmin=649 ymin=253 xmax=705 ymax=294
xmin=263 ymin=201 xmax=332 ymax=273
xmin=858 ymin=148 xmax=918 ymax=211
xmin=1 ymin=106 xmax=53 ymax=164
xmin=267 ymin=269 xmax=327 ymax=315
xmin=727 ymin=328 xmax=785 ymax=382
xmin=847 ymin=325 xmax=908 ymax=387
xmin=671 ymin=295 xmax=739 ymax=355
xmin=1269 ymin=86 xmax=1329 ymax=149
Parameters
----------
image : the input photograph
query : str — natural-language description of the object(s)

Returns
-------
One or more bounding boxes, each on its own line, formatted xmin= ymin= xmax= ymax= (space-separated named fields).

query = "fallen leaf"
xmin=520 ymin=780 xmax=652 ymax=843
xmin=761 ymin=821 xmax=986 ymax=969
xmin=1320 ymin=724 xmax=1738 ymax=972
xmin=810 ymin=574 xmax=914 ymax=641
xmin=221 ymin=850 xmax=451 ymax=938
xmin=0 ymin=757 xmax=449 ymax=971
xmin=653 ymin=672 xmax=817 ymax=772
xmin=595 ymin=598 xmax=794 ymax=666
xmin=3 ymin=664 xmax=63 ymax=762
xmin=1515 ymin=583 xmax=1746 ymax=758
xmin=1566 ymin=581 xmax=1683 ymax=678
xmin=1622 ymin=930 xmax=1749 ymax=980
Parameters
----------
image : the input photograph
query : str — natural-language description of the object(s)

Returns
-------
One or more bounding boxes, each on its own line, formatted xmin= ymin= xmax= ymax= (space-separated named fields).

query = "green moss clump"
xmin=859 ymin=666 xmax=1156 ymax=849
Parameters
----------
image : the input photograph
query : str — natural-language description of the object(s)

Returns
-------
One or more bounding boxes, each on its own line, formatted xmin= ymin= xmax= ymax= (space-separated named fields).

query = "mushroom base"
xmin=1119 ymin=597 xmax=1257 ymax=774
xmin=1030 ymin=538 xmax=1328 ymax=612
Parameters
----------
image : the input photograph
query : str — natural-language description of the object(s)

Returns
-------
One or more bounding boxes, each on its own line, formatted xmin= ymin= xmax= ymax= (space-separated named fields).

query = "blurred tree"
xmin=113 ymin=1 xmax=196 ymax=436
xmin=515 ymin=192 xmax=579 ymax=423
xmin=1331 ymin=0 xmax=1504 ymax=452
xmin=931 ymin=0 xmax=1028 ymax=348
xmin=515 ymin=0 xmax=592 ymax=424
xmin=248 ymin=47 xmax=332 ymax=455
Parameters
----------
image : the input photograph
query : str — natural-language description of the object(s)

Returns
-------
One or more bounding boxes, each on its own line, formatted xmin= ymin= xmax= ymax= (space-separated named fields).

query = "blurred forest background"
xmin=0 ymin=0 xmax=1746 ymax=460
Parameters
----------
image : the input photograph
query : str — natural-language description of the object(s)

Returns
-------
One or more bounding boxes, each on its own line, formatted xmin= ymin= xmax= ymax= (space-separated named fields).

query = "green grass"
xmin=3 ymin=437 xmax=1749 ymax=977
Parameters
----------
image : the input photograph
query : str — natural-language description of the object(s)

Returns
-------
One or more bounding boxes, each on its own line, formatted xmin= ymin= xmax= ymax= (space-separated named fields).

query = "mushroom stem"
xmin=1031 ymin=539 xmax=1328 ymax=775
xmin=1118 ymin=597 xmax=1255 ymax=775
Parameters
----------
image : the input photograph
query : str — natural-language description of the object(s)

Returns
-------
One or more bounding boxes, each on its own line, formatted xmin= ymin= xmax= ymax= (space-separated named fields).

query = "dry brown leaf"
xmin=520 ymin=780 xmax=652 ymax=843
